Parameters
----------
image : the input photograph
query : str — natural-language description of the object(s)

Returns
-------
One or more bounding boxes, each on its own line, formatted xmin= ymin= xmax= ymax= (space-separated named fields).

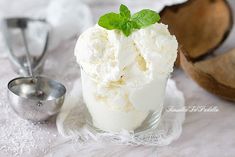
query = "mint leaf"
xmin=121 ymin=21 xmax=140 ymax=36
xmin=131 ymin=9 xmax=160 ymax=28
xmin=121 ymin=24 xmax=132 ymax=36
xmin=120 ymin=4 xmax=131 ymax=19
xmin=98 ymin=13 xmax=124 ymax=30
xmin=98 ymin=5 xmax=161 ymax=36
xmin=121 ymin=21 xmax=134 ymax=36
xmin=130 ymin=21 xmax=140 ymax=29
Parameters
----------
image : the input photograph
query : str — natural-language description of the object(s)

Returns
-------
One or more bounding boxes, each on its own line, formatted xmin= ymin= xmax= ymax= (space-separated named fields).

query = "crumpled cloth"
xmin=56 ymin=78 xmax=185 ymax=146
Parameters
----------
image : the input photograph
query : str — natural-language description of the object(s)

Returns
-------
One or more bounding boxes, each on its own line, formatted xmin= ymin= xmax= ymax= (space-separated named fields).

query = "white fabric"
xmin=56 ymin=78 xmax=185 ymax=146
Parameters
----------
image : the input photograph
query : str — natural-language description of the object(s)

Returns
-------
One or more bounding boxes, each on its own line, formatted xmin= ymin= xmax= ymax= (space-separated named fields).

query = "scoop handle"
xmin=1 ymin=18 xmax=24 ymax=72
xmin=1 ymin=18 xmax=50 ymax=76
xmin=21 ymin=28 xmax=34 ymax=77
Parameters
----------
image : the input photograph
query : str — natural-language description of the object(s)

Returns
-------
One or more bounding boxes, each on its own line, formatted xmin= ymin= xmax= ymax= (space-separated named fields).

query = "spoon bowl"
xmin=8 ymin=76 xmax=66 ymax=122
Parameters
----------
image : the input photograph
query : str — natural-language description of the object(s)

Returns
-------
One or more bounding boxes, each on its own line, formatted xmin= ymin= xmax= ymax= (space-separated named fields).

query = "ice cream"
xmin=75 ymin=23 xmax=178 ymax=132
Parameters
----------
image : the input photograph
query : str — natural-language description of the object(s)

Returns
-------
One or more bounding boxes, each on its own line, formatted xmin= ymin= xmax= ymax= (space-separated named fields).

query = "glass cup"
xmin=80 ymin=67 xmax=168 ymax=133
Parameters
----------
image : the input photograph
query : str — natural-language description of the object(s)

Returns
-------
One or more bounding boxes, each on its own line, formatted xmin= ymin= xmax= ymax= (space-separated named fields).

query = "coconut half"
xmin=180 ymin=48 xmax=235 ymax=101
xmin=160 ymin=0 xmax=235 ymax=101
xmin=160 ymin=0 xmax=233 ymax=60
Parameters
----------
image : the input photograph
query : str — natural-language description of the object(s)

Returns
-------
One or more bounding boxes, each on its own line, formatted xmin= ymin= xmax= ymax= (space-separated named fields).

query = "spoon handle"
xmin=21 ymin=28 xmax=34 ymax=78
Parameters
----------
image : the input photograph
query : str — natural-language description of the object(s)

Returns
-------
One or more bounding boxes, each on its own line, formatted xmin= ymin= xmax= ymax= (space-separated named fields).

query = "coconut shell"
xmin=160 ymin=0 xmax=235 ymax=101
xmin=160 ymin=0 xmax=233 ymax=60
xmin=180 ymin=48 xmax=235 ymax=101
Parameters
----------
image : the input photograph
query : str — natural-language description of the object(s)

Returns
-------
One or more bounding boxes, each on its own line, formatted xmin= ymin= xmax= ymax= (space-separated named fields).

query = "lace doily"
xmin=56 ymin=78 xmax=185 ymax=146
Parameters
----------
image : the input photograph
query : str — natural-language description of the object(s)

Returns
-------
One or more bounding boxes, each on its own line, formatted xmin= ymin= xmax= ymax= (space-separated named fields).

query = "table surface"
xmin=0 ymin=0 xmax=235 ymax=157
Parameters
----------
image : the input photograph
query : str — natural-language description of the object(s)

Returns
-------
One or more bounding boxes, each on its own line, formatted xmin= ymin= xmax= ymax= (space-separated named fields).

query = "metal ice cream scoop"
xmin=5 ymin=17 xmax=66 ymax=122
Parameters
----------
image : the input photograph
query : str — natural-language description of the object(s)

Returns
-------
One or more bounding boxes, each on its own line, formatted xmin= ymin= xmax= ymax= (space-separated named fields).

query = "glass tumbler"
xmin=80 ymin=68 xmax=168 ymax=133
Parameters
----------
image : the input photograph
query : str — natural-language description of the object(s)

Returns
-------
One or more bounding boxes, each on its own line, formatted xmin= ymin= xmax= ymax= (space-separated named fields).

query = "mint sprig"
xmin=120 ymin=4 xmax=131 ymax=19
xmin=98 ymin=4 xmax=161 ymax=37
